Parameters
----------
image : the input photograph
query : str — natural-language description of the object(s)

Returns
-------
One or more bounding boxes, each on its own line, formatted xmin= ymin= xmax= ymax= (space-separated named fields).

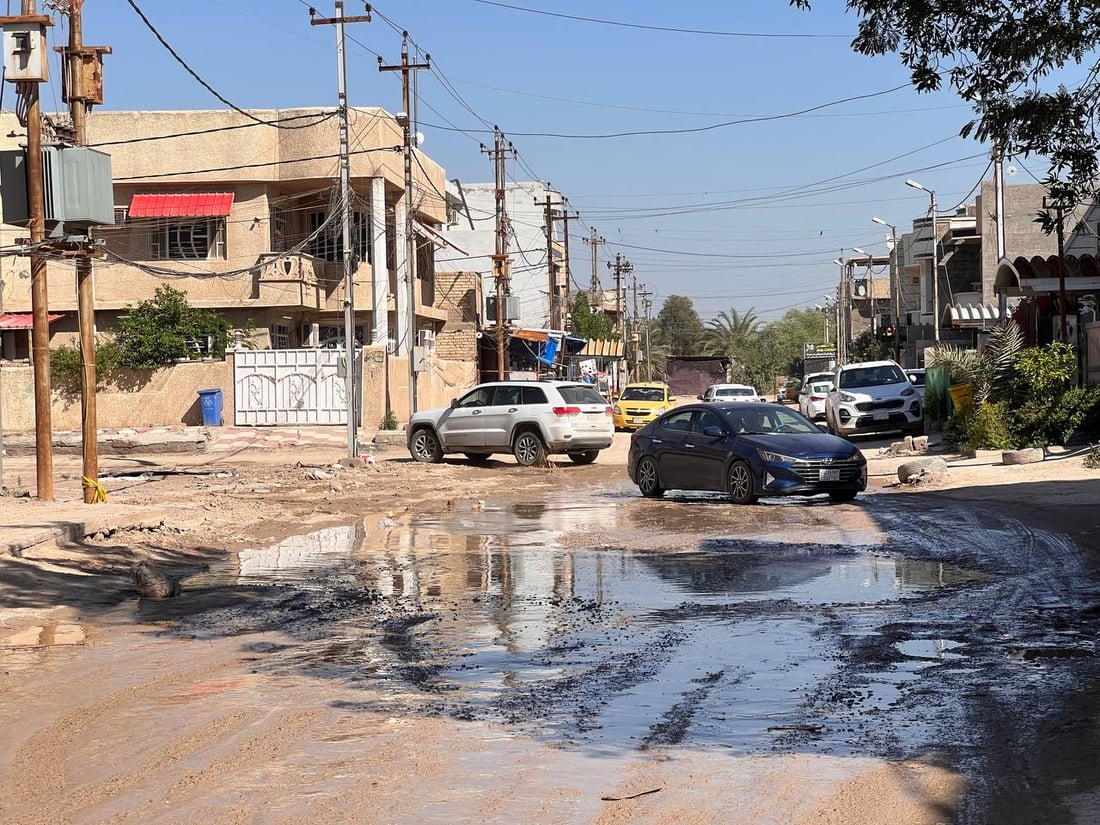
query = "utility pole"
xmin=993 ymin=145 xmax=1008 ymax=327
xmin=6 ymin=2 xmax=55 ymax=499
xmin=1043 ymin=196 xmax=1069 ymax=343
xmin=631 ymin=275 xmax=640 ymax=379
xmin=559 ymin=203 xmax=577 ymax=326
xmin=59 ymin=1 xmax=110 ymax=503
xmin=312 ymin=1 xmax=370 ymax=458
xmin=607 ymin=253 xmax=632 ymax=336
xmin=379 ymin=35 xmax=429 ymax=415
xmin=537 ymin=187 xmax=560 ymax=329
xmin=640 ymin=286 xmax=653 ymax=380
xmin=481 ymin=127 xmax=514 ymax=379
xmin=584 ymin=228 xmax=605 ymax=308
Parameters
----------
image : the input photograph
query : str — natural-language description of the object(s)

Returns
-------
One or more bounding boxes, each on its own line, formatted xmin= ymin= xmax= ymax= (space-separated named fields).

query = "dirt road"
xmin=2 ymin=435 xmax=1100 ymax=824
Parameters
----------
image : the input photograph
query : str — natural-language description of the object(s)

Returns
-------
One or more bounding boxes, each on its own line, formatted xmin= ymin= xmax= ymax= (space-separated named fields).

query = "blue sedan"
xmin=627 ymin=402 xmax=867 ymax=504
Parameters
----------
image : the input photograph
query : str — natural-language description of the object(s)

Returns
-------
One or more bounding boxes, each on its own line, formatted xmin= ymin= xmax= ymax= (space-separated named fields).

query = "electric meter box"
xmin=0 ymin=15 xmax=52 ymax=83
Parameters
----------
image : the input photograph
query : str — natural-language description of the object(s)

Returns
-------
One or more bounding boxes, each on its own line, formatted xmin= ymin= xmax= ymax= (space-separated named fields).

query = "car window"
xmin=906 ymin=372 xmax=926 ymax=386
xmin=771 ymin=408 xmax=821 ymax=433
xmin=660 ymin=410 xmax=694 ymax=432
xmin=520 ymin=386 xmax=548 ymax=404
xmin=810 ymin=382 xmax=832 ymax=393
xmin=718 ymin=387 xmax=755 ymax=397
xmin=839 ymin=365 xmax=906 ymax=388
xmin=694 ymin=409 xmax=724 ymax=432
xmin=621 ymin=387 xmax=665 ymax=402
xmin=493 ymin=385 xmax=522 ymax=406
xmin=558 ymin=386 xmax=607 ymax=405
xmin=456 ymin=387 xmax=493 ymax=408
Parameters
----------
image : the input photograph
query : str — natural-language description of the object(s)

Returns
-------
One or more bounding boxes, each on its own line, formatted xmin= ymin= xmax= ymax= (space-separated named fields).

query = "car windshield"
xmin=719 ymin=407 xmax=820 ymax=435
xmin=716 ymin=387 xmax=755 ymax=397
xmin=558 ymin=386 xmax=608 ymax=405
xmin=620 ymin=387 xmax=666 ymax=402
xmin=809 ymin=382 xmax=832 ymax=393
xmin=839 ymin=365 xmax=906 ymax=388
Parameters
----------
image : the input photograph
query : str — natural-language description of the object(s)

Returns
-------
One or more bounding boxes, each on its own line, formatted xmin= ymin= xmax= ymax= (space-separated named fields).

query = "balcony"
xmin=255 ymin=253 xmax=344 ymax=309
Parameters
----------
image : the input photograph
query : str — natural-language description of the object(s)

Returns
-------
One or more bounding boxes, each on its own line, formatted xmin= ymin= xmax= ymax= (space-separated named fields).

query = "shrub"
xmin=1084 ymin=446 xmax=1100 ymax=469
xmin=379 ymin=409 xmax=398 ymax=430
xmin=50 ymin=339 xmax=123 ymax=390
xmin=950 ymin=400 xmax=1017 ymax=451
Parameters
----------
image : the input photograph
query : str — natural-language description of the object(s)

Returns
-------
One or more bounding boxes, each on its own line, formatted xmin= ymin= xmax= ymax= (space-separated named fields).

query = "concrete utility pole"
xmin=481 ymin=127 xmax=514 ymax=380
xmin=60 ymin=1 xmax=110 ymax=503
xmin=1043 ymin=196 xmax=1069 ymax=343
xmin=379 ymin=35 xmax=429 ymax=415
xmin=607 ymin=253 xmax=632 ymax=336
xmin=584 ymin=228 xmax=604 ymax=308
xmin=558 ymin=203 xmax=577 ymax=325
xmin=993 ymin=145 xmax=1009 ymax=327
xmin=631 ymin=275 xmax=640 ymax=378
xmin=640 ymin=286 xmax=653 ymax=380
xmin=312 ymin=2 xmax=370 ymax=458
xmin=9 ymin=1 xmax=55 ymax=499
xmin=536 ymin=188 xmax=560 ymax=330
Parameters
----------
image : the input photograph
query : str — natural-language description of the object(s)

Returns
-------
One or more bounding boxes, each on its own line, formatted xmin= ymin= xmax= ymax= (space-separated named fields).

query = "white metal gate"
xmin=233 ymin=349 xmax=348 ymax=425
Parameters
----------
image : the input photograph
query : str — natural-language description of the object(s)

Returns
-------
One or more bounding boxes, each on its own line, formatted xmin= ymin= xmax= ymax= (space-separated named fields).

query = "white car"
xmin=905 ymin=368 xmax=927 ymax=402
xmin=798 ymin=372 xmax=834 ymax=420
xmin=825 ymin=360 xmax=924 ymax=438
xmin=699 ymin=383 xmax=763 ymax=402
xmin=407 ymin=380 xmax=614 ymax=466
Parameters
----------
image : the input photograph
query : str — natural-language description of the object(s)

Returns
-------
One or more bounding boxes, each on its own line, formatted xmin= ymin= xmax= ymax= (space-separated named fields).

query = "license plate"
xmin=819 ymin=468 xmax=840 ymax=481
xmin=872 ymin=410 xmax=889 ymax=421
xmin=586 ymin=413 xmax=602 ymax=423
xmin=630 ymin=418 xmax=645 ymax=424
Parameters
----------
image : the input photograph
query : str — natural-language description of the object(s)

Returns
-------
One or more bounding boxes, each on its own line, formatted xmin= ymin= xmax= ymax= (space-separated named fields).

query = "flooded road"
xmin=129 ymin=480 xmax=1100 ymax=823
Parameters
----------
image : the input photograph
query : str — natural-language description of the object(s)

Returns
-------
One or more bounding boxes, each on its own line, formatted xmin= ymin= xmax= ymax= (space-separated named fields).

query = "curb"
xmin=3 ymin=510 xmax=173 ymax=558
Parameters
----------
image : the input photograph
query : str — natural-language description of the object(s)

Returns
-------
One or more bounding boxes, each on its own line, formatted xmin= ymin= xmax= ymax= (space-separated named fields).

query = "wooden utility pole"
xmin=60 ymin=1 xmax=111 ymax=502
xmin=312 ymin=2 xmax=370 ymax=457
xmin=537 ymin=188 xmax=560 ymax=330
xmin=584 ymin=227 xmax=604 ymax=308
xmin=481 ymin=128 xmax=514 ymax=379
xmin=559 ymin=204 xmax=576 ymax=323
xmin=607 ymin=253 xmax=632 ymax=336
xmin=380 ymin=35 xmax=429 ymax=414
xmin=640 ymin=286 xmax=653 ymax=380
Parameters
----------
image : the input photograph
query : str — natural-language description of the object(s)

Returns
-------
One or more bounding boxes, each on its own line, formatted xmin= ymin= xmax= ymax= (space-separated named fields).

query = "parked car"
xmin=699 ymin=383 xmax=763 ymax=403
xmin=612 ymin=382 xmax=676 ymax=431
xmin=825 ymin=360 xmax=923 ymax=438
xmin=777 ymin=378 xmax=801 ymax=403
xmin=627 ymin=402 xmax=866 ymax=504
xmin=905 ymin=368 xmax=927 ymax=402
xmin=407 ymin=380 xmax=614 ymax=466
xmin=798 ymin=371 xmax=834 ymax=421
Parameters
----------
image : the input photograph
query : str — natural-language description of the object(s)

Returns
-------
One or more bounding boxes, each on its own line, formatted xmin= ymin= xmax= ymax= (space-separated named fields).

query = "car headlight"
xmin=758 ymin=449 xmax=795 ymax=463
xmin=654 ymin=406 xmax=666 ymax=414
xmin=839 ymin=392 xmax=857 ymax=402
xmin=851 ymin=450 xmax=867 ymax=465
xmin=901 ymin=387 xmax=915 ymax=397
xmin=613 ymin=405 xmax=622 ymax=415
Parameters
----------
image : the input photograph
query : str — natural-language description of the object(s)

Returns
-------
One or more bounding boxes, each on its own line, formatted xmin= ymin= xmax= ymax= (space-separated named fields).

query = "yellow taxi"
xmin=612 ymin=382 xmax=676 ymax=431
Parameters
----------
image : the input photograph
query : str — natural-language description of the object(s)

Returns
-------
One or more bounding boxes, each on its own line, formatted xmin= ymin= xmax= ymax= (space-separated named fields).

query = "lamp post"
xmin=872 ymin=216 xmax=901 ymax=362
xmin=905 ymin=179 xmax=939 ymax=343
xmin=832 ymin=257 xmax=846 ymax=363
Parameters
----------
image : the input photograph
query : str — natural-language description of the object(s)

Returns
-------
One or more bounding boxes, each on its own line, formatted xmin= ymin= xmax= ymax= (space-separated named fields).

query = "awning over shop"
xmin=413 ymin=220 xmax=470 ymax=256
xmin=128 ymin=192 xmax=235 ymax=218
xmin=945 ymin=301 xmax=1018 ymax=327
xmin=577 ymin=339 xmax=625 ymax=358
xmin=0 ymin=312 xmax=62 ymax=329
xmin=510 ymin=328 xmax=549 ymax=342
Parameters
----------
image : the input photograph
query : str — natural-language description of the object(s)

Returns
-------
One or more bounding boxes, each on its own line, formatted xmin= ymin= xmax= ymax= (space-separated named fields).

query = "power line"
xmin=113 ymin=145 xmax=400 ymax=181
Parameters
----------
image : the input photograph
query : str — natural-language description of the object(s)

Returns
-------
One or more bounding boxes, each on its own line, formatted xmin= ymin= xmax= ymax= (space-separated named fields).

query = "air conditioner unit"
xmin=417 ymin=329 xmax=436 ymax=349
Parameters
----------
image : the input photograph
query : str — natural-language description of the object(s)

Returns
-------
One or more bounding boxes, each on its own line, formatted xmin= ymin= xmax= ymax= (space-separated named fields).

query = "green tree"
xmin=848 ymin=329 xmax=891 ymax=363
xmin=790 ymin=0 xmax=1100 ymax=209
xmin=569 ymin=292 xmax=615 ymax=340
xmin=113 ymin=285 xmax=232 ymax=369
xmin=705 ymin=308 xmax=761 ymax=358
xmin=653 ymin=295 xmax=707 ymax=356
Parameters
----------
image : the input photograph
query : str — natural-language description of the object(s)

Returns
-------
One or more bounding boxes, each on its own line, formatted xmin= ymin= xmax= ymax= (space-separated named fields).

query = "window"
xmin=493 ymin=385 xmax=522 ymax=406
xmin=308 ymin=210 xmax=372 ymax=263
xmin=520 ymin=386 xmax=549 ymax=404
xmin=456 ymin=386 xmax=494 ymax=408
xmin=270 ymin=324 xmax=291 ymax=349
xmin=695 ymin=409 xmax=723 ymax=433
xmin=557 ymin=386 xmax=605 ymax=405
xmin=661 ymin=410 xmax=694 ymax=432
xmin=152 ymin=218 xmax=225 ymax=260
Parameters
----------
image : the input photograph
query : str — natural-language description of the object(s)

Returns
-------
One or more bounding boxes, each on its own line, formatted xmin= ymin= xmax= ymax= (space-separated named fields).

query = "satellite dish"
xmin=854 ymin=282 xmax=868 ymax=297
xmin=1007 ymin=165 xmax=1018 ymax=176
xmin=415 ymin=131 xmax=425 ymax=146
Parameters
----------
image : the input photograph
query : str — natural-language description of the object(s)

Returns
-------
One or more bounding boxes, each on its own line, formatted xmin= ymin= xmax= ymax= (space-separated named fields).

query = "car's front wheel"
xmin=569 ymin=450 xmax=599 ymax=465
xmin=636 ymin=456 xmax=664 ymax=498
xmin=512 ymin=430 xmax=547 ymax=466
xmin=410 ymin=427 xmax=444 ymax=463
xmin=727 ymin=460 xmax=758 ymax=504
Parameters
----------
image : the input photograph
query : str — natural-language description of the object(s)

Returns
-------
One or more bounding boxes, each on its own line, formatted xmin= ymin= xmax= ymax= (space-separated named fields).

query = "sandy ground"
xmin=1 ymin=433 xmax=1098 ymax=824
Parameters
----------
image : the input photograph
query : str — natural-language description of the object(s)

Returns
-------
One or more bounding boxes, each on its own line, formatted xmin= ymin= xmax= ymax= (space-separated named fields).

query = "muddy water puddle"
xmin=143 ymin=491 xmax=1029 ymax=760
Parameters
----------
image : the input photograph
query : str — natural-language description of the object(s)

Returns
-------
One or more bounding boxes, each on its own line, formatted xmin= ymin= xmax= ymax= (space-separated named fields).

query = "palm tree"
xmin=706 ymin=308 xmax=761 ymax=354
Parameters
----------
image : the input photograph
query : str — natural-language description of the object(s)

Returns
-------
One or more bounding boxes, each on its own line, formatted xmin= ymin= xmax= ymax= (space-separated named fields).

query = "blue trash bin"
xmin=197 ymin=388 xmax=224 ymax=426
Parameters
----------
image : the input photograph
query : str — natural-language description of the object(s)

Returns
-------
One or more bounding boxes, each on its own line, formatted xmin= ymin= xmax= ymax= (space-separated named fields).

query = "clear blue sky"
xmin=70 ymin=0 xmax=1009 ymax=322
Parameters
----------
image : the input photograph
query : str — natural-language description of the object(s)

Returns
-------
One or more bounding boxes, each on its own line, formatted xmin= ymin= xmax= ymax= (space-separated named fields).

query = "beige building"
xmin=0 ymin=106 xmax=454 ymax=358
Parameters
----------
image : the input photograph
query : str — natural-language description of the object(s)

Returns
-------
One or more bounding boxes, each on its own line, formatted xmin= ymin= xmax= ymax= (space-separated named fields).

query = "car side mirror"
xmin=669 ymin=396 xmax=676 ymax=402
xmin=450 ymin=398 xmax=459 ymax=408
xmin=702 ymin=425 xmax=724 ymax=438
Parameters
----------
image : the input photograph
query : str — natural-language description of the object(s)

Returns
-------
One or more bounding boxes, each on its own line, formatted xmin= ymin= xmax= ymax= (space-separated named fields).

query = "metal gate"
xmin=234 ymin=349 xmax=348 ymax=425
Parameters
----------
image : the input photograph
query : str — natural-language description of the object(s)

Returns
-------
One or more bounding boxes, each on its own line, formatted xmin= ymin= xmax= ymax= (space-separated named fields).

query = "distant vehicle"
xmin=905 ymin=368 xmax=927 ymax=402
xmin=407 ymin=380 xmax=614 ymax=466
xmin=612 ymin=382 xmax=676 ymax=431
xmin=699 ymin=383 xmax=763 ymax=403
xmin=798 ymin=371 xmax=834 ymax=420
xmin=824 ymin=360 xmax=923 ymax=439
xmin=627 ymin=401 xmax=867 ymax=504
xmin=777 ymin=378 xmax=801 ymax=403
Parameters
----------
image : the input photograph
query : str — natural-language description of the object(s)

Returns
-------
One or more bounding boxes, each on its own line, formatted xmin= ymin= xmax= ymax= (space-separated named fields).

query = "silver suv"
xmin=825 ymin=360 xmax=923 ymax=438
xmin=407 ymin=380 xmax=615 ymax=466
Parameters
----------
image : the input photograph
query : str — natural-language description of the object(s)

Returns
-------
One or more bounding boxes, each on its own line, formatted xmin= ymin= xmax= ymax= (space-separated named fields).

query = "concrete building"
xmin=0 ymin=107 xmax=452 ymax=360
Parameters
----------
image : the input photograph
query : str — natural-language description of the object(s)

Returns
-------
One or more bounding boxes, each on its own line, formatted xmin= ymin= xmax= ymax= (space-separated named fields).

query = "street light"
xmin=905 ymin=178 xmax=940 ymax=342
xmin=872 ymin=217 xmax=901 ymax=362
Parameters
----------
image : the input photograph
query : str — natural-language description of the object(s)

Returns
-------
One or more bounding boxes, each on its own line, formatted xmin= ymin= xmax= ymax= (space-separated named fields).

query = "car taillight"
xmin=811 ymin=394 xmax=825 ymax=401
xmin=604 ymin=406 xmax=613 ymax=415
xmin=552 ymin=406 xmax=582 ymax=416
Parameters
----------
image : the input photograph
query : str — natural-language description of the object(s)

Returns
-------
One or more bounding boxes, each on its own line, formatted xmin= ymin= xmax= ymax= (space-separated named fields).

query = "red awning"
xmin=128 ymin=193 xmax=235 ymax=218
xmin=0 ymin=312 xmax=62 ymax=329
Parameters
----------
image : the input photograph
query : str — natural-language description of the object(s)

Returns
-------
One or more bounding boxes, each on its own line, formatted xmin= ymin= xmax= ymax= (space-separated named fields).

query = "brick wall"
xmin=435 ymin=271 xmax=481 ymax=363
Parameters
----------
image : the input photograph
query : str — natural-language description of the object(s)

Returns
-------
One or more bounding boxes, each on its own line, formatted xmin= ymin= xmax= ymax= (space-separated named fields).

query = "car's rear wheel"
xmin=464 ymin=452 xmax=491 ymax=464
xmin=829 ymin=490 xmax=858 ymax=503
xmin=636 ymin=456 xmax=664 ymax=498
xmin=727 ymin=460 xmax=758 ymax=504
xmin=410 ymin=427 xmax=443 ymax=463
xmin=569 ymin=450 xmax=599 ymax=465
xmin=513 ymin=430 xmax=547 ymax=467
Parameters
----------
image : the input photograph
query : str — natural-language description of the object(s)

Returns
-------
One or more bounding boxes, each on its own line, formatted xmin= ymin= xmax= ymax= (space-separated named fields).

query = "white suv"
xmin=698 ymin=383 xmax=763 ymax=402
xmin=407 ymin=380 xmax=614 ymax=466
xmin=825 ymin=360 xmax=923 ymax=438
